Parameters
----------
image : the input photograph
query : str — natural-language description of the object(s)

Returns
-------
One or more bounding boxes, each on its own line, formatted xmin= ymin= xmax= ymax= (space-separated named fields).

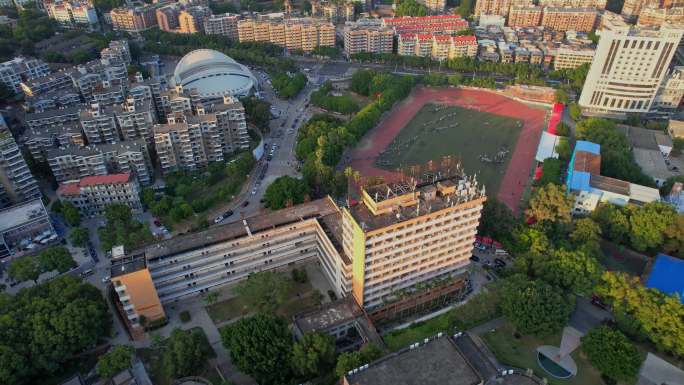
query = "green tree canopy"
xmin=233 ymin=271 xmax=293 ymax=312
xmin=162 ymin=329 xmax=211 ymax=379
xmin=394 ymin=0 xmax=427 ymax=16
xmin=264 ymin=176 xmax=309 ymax=209
xmin=569 ymin=217 xmax=602 ymax=254
xmin=533 ymin=248 xmax=602 ymax=295
xmin=97 ymin=345 xmax=134 ymax=379
xmin=592 ymin=203 xmax=630 ymax=244
xmin=625 ymin=202 xmax=676 ymax=252
xmin=597 ymin=271 xmax=684 ymax=356
xmin=7 ymin=255 xmax=41 ymax=283
xmin=581 ymin=326 xmax=643 ymax=382
xmin=292 ymin=332 xmax=337 ymax=379
xmin=477 ymin=198 xmax=517 ymax=244
xmin=60 ymin=201 xmax=81 ymax=227
xmin=0 ymin=276 xmax=110 ymax=385
xmin=525 ymin=183 xmax=573 ymax=224
xmin=37 ymin=246 xmax=75 ymax=274
xmin=501 ymin=276 xmax=574 ymax=336
xmin=220 ymin=314 xmax=294 ymax=385
xmin=69 ymin=227 xmax=89 ymax=248
xmin=334 ymin=344 xmax=384 ymax=378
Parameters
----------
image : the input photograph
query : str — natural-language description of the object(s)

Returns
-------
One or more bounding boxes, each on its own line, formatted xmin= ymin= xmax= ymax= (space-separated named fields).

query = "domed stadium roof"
xmin=172 ymin=49 xmax=256 ymax=98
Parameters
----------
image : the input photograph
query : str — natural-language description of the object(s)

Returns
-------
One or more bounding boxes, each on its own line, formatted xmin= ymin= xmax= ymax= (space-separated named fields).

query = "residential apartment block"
xmin=638 ymin=4 xmax=684 ymax=26
xmin=0 ymin=199 xmax=55 ymax=259
xmin=578 ymin=19 xmax=684 ymax=116
xmin=420 ymin=0 xmax=446 ymax=12
xmin=508 ymin=5 xmax=543 ymax=27
xmin=654 ymin=66 xmax=684 ymax=109
xmin=20 ymin=71 xmax=72 ymax=98
xmin=0 ymin=57 xmax=50 ymax=94
xmin=343 ymin=20 xmax=394 ymax=57
xmin=0 ymin=120 xmax=40 ymax=208
xmin=474 ymin=0 xmax=515 ymax=17
xmin=156 ymin=4 xmax=179 ymax=32
xmin=382 ymin=15 xmax=469 ymax=35
xmin=57 ymin=173 xmax=142 ymax=217
xmin=178 ymin=6 xmax=211 ymax=34
xmin=553 ymin=47 xmax=595 ymax=69
xmin=47 ymin=0 xmax=98 ymax=28
xmin=621 ymin=0 xmax=653 ymax=22
xmin=237 ymin=18 xmax=335 ymax=52
xmin=80 ymin=104 xmax=120 ymax=144
xmin=538 ymin=0 xmax=606 ymax=8
xmin=153 ymin=95 xmax=249 ymax=174
xmin=541 ymin=7 xmax=598 ymax=32
xmin=110 ymin=6 xmax=158 ymax=32
xmin=399 ymin=34 xmax=478 ymax=61
xmin=567 ymin=140 xmax=660 ymax=214
xmin=204 ymin=13 xmax=240 ymax=39
xmin=110 ymin=173 xmax=485 ymax=335
xmin=25 ymin=123 xmax=84 ymax=162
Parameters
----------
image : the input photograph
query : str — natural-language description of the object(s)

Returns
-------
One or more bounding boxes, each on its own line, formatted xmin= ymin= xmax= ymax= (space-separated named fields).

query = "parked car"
xmin=469 ymin=255 xmax=480 ymax=262
xmin=494 ymin=258 xmax=506 ymax=266
xmin=242 ymin=201 xmax=250 ymax=207
xmin=251 ymin=187 xmax=257 ymax=195
xmin=214 ymin=215 xmax=224 ymax=224
xmin=102 ymin=275 xmax=111 ymax=284
xmin=80 ymin=269 xmax=94 ymax=278
xmin=224 ymin=210 xmax=234 ymax=218
xmin=153 ymin=219 xmax=162 ymax=227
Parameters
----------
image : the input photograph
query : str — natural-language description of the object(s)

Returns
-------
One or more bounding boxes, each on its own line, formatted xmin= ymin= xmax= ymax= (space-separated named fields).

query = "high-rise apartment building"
xmin=382 ymin=15 xmax=469 ymax=34
xmin=0 ymin=57 xmax=50 ymax=94
xmin=115 ymin=100 xmax=157 ymax=145
xmin=237 ymin=18 xmax=335 ymax=52
xmin=654 ymin=66 xmax=684 ymax=109
xmin=638 ymin=4 xmax=684 ymax=26
xmin=474 ymin=0 xmax=515 ymax=17
xmin=47 ymin=0 xmax=98 ymax=28
xmin=156 ymin=5 xmax=179 ymax=32
xmin=57 ymin=173 xmax=142 ymax=217
xmin=110 ymin=6 xmax=158 ymax=32
xmin=25 ymin=123 xmax=84 ymax=162
xmin=508 ymin=5 xmax=543 ymax=27
xmin=0 ymin=117 xmax=40 ymax=208
xmin=538 ymin=0 xmax=606 ymax=8
xmin=398 ymin=34 xmax=478 ymax=61
xmin=343 ymin=20 xmax=394 ymax=57
xmin=100 ymin=40 xmax=132 ymax=65
xmin=154 ymin=96 xmax=248 ymax=174
xmin=541 ymin=7 xmax=598 ymax=32
xmin=578 ymin=19 xmax=684 ymax=116
xmin=178 ymin=6 xmax=210 ymax=34
xmin=80 ymin=104 xmax=120 ymax=144
xmin=204 ymin=13 xmax=240 ymax=39
xmin=25 ymin=106 xmax=81 ymax=131
xmin=420 ymin=0 xmax=446 ymax=13
xmin=622 ymin=0 xmax=657 ymax=22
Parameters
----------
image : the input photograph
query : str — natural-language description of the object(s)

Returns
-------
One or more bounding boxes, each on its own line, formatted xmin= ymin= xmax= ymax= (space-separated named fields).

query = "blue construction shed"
xmin=646 ymin=254 xmax=684 ymax=304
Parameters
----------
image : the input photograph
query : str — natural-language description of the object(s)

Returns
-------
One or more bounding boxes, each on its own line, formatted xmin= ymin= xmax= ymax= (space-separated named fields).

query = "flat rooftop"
xmin=590 ymin=174 xmax=630 ymax=196
xmin=111 ymin=253 xmax=147 ymax=278
xmin=136 ymin=197 xmax=339 ymax=260
xmin=0 ymin=199 xmax=48 ymax=233
xmin=345 ymin=337 xmax=480 ymax=385
xmin=294 ymin=297 xmax=361 ymax=334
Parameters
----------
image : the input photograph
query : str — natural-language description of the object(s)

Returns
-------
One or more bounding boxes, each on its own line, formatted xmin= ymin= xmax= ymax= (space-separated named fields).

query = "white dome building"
xmin=172 ymin=49 xmax=257 ymax=99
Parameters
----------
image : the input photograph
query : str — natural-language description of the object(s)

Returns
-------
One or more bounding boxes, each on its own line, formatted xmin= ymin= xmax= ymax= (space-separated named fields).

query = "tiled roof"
xmin=57 ymin=173 xmax=131 ymax=196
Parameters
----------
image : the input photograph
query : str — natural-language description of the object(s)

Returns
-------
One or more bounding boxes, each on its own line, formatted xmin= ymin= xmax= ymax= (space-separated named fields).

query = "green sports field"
xmin=374 ymin=103 xmax=524 ymax=195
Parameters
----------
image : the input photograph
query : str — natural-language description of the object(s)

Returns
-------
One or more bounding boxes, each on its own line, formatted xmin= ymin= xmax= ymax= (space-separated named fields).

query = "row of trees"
xmin=263 ymin=175 xmax=310 ymax=209
xmin=394 ymin=0 xmax=428 ymax=16
xmin=221 ymin=312 xmax=384 ymax=385
xmin=142 ymin=153 xmax=255 ymax=225
xmin=270 ymin=71 xmax=307 ymax=99
xmin=7 ymin=246 xmax=76 ymax=284
xmin=0 ymin=276 xmax=111 ymax=385
xmin=310 ymin=81 xmax=360 ymax=114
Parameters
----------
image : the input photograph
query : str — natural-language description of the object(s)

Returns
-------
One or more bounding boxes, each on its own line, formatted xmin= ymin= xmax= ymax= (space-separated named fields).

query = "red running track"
xmin=346 ymin=87 xmax=547 ymax=213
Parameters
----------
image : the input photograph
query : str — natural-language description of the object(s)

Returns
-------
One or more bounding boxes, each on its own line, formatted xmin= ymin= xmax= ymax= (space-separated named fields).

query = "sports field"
xmin=346 ymin=87 xmax=547 ymax=213
xmin=374 ymin=104 xmax=523 ymax=196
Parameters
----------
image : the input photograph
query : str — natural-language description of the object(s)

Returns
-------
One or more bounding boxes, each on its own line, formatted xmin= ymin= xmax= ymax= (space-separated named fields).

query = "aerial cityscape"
xmin=0 ymin=0 xmax=684 ymax=384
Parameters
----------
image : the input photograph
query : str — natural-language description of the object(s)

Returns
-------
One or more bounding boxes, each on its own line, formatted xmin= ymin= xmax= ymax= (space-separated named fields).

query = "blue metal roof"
xmin=646 ymin=254 xmax=684 ymax=304
xmin=574 ymin=140 xmax=601 ymax=155
xmin=567 ymin=170 xmax=591 ymax=192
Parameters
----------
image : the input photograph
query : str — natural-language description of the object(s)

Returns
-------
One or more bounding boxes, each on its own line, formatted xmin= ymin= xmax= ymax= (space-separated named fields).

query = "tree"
xmin=592 ymin=203 xmax=630 ymax=244
xmin=533 ymin=249 xmax=602 ymax=295
xmin=581 ymin=326 xmax=642 ymax=382
xmin=220 ymin=314 xmax=294 ymax=385
xmin=663 ymin=215 xmax=684 ymax=258
xmin=350 ymin=69 xmax=375 ymax=96
xmin=97 ymin=345 xmax=134 ymax=379
xmin=7 ymin=256 xmax=41 ymax=283
xmin=37 ymin=246 xmax=75 ymax=274
xmin=203 ymin=291 xmax=220 ymax=305
xmin=555 ymin=137 xmax=571 ymax=160
xmin=455 ymin=0 xmax=474 ymax=17
xmin=162 ymin=329 xmax=211 ymax=379
xmin=292 ymin=332 xmax=337 ymax=379
xmin=478 ymin=199 xmax=517 ymax=243
xmin=233 ymin=271 xmax=292 ymax=312
xmin=555 ymin=121 xmax=570 ymax=137
xmin=525 ymin=183 xmax=573 ymax=224
xmin=626 ymin=202 xmax=676 ymax=251
xmin=60 ymin=201 xmax=81 ymax=227
xmin=334 ymin=344 xmax=384 ymax=378
xmin=264 ymin=176 xmax=309 ymax=209
xmin=394 ymin=0 xmax=427 ymax=16
xmin=555 ymin=89 xmax=569 ymax=104
xmin=0 ymin=276 xmax=110 ymax=384
xmin=535 ymin=158 xmax=562 ymax=187
xmin=570 ymin=218 xmax=602 ymax=253
xmin=568 ymin=103 xmax=581 ymax=121
xmin=501 ymin=277 xmax=574 ymax=336
xmin=69 ymin=227 xmax=89 ymax=248
xmin=597 ymin=271 xmax=684 ymax=356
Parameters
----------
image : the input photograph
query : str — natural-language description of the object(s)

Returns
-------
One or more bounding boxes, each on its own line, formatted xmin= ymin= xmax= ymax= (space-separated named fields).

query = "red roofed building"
xmin=382 ymin=15 xmax=468 ymax=35
xmin=56 ymin=173 xmax=142 ymax=217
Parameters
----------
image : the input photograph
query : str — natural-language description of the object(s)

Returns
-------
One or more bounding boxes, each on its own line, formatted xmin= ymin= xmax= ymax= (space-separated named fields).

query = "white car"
xmin=251 ymin=187 xmax=257 ymax=195
xmin=214 ymin=215 xmax=224 ymax=224
xmin=102 ymin=276 xmax=111 ymax=284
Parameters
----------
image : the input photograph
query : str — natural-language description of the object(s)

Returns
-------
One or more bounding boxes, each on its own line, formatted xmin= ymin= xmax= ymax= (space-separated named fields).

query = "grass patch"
xmin=482 ymin=321 xmax=610 ymax=385
xmin=383 ymin=288 xmax=502 ymax=351
xmin=375 ymin=103 xmax=523 ymax=196
xmin=206 ymin=280 xmax=319 ymax=324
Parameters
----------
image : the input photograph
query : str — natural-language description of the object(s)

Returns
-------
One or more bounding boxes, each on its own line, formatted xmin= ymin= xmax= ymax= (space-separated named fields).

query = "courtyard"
xmin=375 ymin=103 xmax=523 ymax=195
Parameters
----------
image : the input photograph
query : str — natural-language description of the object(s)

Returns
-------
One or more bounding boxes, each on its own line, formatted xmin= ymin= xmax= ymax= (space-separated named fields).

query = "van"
xmin=80 ymin=269 xmax=94 ymax=277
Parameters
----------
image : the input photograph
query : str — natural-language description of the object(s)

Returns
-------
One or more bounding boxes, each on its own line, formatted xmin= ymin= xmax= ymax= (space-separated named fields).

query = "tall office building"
xmin=578 ymin=18 xmax=684 ymax=117
xmin=0 ymin=116 xmax=40 ymax=208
